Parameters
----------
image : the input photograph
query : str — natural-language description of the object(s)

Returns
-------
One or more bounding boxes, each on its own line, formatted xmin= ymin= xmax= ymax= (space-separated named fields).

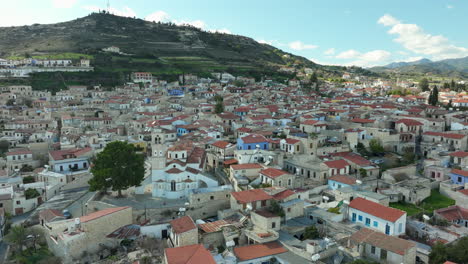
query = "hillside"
xmin=370 ymin=56 xmax=468 ymax=78
xmin=0 ymin=13 xmax=377 ymax=92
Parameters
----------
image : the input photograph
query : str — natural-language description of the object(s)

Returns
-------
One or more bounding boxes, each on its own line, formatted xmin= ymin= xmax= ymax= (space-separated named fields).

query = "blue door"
xmin=352 ymin=213 xmax=356 ymax=222
xmin=385 ymin=224 xmax=390 ymax=235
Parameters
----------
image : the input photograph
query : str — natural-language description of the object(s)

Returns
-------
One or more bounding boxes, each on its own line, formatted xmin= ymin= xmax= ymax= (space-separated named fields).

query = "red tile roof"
xmin=231 ymin=163 xmax=263 ymax=170
xmin=211 ymin=140 xmax=230 ymax=149
xmin=261 ymin=168 xmax=289 ymax=179
xmin=80 ymin=206 xmax=130 ymax=223
xmin=451 ymin=169 xmax=468 ymax=177
xmin=349 ymin=197 xmax=405 ymax=222
xmin=49 ymin=147 xmax=92 ymax=161
xmin=329 ymin=175 xmax=357 ymax=185
xmin=234 ymin=242 xmax=288 ymax=261
xmin=396 ymin=119 xmax=423 ymax=126
xmin=351 ymin=118 xmax=375 ymax=124
xmin=435 ymin=205 xmax=468 ymax=221
xmin=6 ymin=149 xmax=32 ymax=156
xmin=170 ymin=216 xmax=197 ymax=234
xmin=273 ymin=189 xmax=295 ymax=200
xmin=284 ymin=138 xmax=300 ymax=144
xmin=241 ymin=134 xmax=268 ymax=144
xmin=424 ymin=132 xmax=466 ymax=139
xmin=231 ymin=189 xmax=273 ymax=204
xmin=302 ymin=120 xmax=319 ymax=126
xmin=166 ymin=168 xmax=184 ymax=174
xmin=324 ymin=159 xmax=350 ymax=169
xmin=449 ymin=151 xmax=468 ymax=158
xmin=458 ymin=189 xmax=468 ymax=196
xmin=165 ymin=244 xmax=216 ymax=264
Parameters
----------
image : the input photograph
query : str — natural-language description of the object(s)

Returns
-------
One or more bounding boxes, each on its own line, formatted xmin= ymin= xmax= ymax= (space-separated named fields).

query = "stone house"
xmin=434 ymin=205 xmax=468 ymax=228
xmin=395 ymin=119 xmax=423 ymax=134
xmin=229 ymin=163 xmax=263 ymax=181
xmin=44 ymin=206 xmax=132 ymax=263
xmin=259 ymin=168 xmax=300 ymax=188
xmin=230 ymin=189 xmax=273 ymax=212
xmin=164 ymin=244 xmax=216 ymax=264
xmin=348 ymin=228 xmax=416 ymax=264
xmin=449 ymin=151 xmax=468 ymax=168
xmin=168 ymin=216 xmax=198 ymax=248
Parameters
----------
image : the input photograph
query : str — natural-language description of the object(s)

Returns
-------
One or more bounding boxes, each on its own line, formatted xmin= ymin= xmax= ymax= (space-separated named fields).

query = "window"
xmin=358 ymin=215 xmax=363 ymax=221
xmin=371 ymin=246 xmax=376 ymax=254
xmin=261 ymin=200 xmax=266 ymax=206
xmin=210 ymin=196 xmax=214 ymax=200
xmin=365 ymin=218 xmax=370 ymax=226
xmin=287 ymin=208 xmax=291 ymax=212
xmin=373 ymin=221 xmax=378 ymax=227
xmin=16 ymin=201 xmax=20 ymax=205
xmin=398 ymin=223 xmax=402 ymax=233
xmin=171 ymin=181 xmax=176 ymax=191
xmin=0 ymin=203 xmax=3 ymax=207
xmin=272 ymin=222 xmax=276 ymax=229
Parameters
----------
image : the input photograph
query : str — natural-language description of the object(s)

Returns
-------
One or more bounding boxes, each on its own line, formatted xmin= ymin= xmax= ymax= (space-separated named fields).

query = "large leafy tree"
xmin=5 ymin=226 xmax=26 ymax=253
xmin=369 ymin=139 xmax=384 ymax=155
xmin=89 ymin=141 xmax=145 ymax=197
xmin=419 ymin=78 xmax=429 ymax=91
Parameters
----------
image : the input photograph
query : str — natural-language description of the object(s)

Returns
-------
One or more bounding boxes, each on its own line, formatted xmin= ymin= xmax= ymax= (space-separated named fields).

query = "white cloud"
xmin=52 ymin=0 xmax=77 ymax=9
xmin=324 ymin=48 xmax=336 ymax=55
xmin=174 ymin=19 xmax=206 ymax=29
xmin=335 ymin=49 xmax=392 ymax=67
xmin=377 ymin=14 xmax=400 ymax=26
xmin=447 ymin=5 xmax=454 ymax=9
xmin=84 ymin=6 xmax=137 ymax=18
xmin=309 ymin=57 xmax=340 ymax=66
xmin=378 ymin=14 xmax=468 ymax=60
xmin=288 ymin=41 xmax=318 ymax=51
xmin=257 ymin=39 xmax=272 ymax=45
xmin=145 ymin=11 xmax=170 ymax=22
xmin=402 ymin=56 xmax=424 ymax=62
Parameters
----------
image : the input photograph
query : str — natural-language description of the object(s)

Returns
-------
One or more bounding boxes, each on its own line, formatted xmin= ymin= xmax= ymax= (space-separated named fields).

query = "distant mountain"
xmin=383 ymin=58 xmax=432 ymax=69
xmin=371 ymin=56 xmax=468 ymax=77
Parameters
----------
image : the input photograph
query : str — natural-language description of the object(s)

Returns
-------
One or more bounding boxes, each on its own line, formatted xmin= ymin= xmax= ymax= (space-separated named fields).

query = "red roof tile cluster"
xmin=165 ymin=244 xmax=216 ymax=264
xmin=231 ymin=189 xmax=273 ymax=204
xmin=170 ymin=216 xmax=197 ymax=234
xmin=328 ymin=175 xmax=357 ymax=185
xmin=49 ymin=147 xmax=92 ymax=161
xmin=351 ymin=118 xmax=375 ymax=124
xmin=302 ymin=120 xmax=319 ymax=126
xmin=234 ymin=242 xmax=287 ymax=261
xmin=6 ymin=149 xmax=32 ymax=156
xmin=349 ymin=197 xmax=405 ymax=222
xmin=166 ymin=168 xmax=184 ymax=174
xmin=261 ymin=168 xmax=289 ymax=179
xmin=324 ymin=159 xmax=350 ymax=169
xmin=273 ymin=189 xmax=295 ymax=200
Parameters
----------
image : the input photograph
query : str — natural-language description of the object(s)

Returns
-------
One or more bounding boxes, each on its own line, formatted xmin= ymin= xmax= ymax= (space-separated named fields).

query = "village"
xmin=0 ymin=64 xmax=465 ymax=264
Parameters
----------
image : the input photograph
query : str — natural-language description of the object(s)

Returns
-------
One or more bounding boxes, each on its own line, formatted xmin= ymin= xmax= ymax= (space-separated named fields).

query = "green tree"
xmin=22 ymin=176 xmax=35 ymax=184
xmin=25 ymin=188 xmax=40 ymax=199
xmin=429 ymin=242 xmax=448 ymax=264
xmin=5 ymin=226 xmax=26 ymax=253
xmin=89 ymin=141 xmax=145 ymax=197
xmin=429 ymin=86 xmax=439 ymax=106
xmin=0 ymin=140 xmax=9 ymax=154
xmin=268 ymin=200 xmax=285 ymax=217
xmin=359 ymin=168 xmax=367 ymax=178
xmin=369 ymin=139 xmax=384 ymax=155
xmin=303 ymin=226 xmax=320 ymax=240
xmin=214 ymin=101 xmax=224 ymax=114
xmin=419 ymin=78 xmax=429 ymax=91
xmin=356 ymin=142 xmax=368 ymax=156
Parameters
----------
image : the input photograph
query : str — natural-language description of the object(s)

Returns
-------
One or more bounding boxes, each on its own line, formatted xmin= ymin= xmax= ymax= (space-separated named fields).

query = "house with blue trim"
xmin=168 ymin=89 xmax=184 ymax=97
xmin=348 ymin=197 xmax=406 ymax=236
xmin=450 ymin=169 xmax=468 ymax=185
xmin=237 ymin=134 xmax=269 ymax=150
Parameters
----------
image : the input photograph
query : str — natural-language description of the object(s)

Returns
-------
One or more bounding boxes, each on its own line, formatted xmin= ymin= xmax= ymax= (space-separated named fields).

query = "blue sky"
xmin=2 ymin=0 xmax=467 ymax=67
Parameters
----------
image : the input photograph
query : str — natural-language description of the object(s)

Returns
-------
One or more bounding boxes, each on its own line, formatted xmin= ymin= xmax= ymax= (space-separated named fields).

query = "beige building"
xmin=169 ymin=216 xmax=198 ymax=247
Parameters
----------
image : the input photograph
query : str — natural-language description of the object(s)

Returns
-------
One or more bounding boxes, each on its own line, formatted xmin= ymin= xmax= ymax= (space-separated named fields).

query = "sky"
xmin=1 ymin=0 xmax=467 ymax=67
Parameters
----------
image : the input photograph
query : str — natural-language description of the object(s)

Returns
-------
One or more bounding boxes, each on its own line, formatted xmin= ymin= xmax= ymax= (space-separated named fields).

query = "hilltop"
xmin=0 ymin=13 xmax=377 ymax=91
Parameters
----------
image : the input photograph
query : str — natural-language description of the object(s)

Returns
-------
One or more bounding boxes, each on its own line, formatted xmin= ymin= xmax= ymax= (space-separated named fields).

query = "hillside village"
xmin=0 ymin=64 xmax=466 ymax=264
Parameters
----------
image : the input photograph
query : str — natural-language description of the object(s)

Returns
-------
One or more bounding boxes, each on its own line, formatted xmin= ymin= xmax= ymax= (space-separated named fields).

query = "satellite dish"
xmin=322 ymin=196 xmax=330 ymax=201
xmin=74 ymin=218 xmax=81 ymax=225
xmin=422 ymin=214 xmax=430 ymax=221
xmin=356 ymin=180 xmax=362 ymax=185
xmin=343 ymin=200 xmax=350 ymax=205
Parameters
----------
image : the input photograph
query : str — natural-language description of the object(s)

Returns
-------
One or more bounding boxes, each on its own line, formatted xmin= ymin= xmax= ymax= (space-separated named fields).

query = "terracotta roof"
xmin=254 ymin=209 xmax=279 ymax=218
xmin=39 ymin=209 xmax=63 ymax=222
xmin=350 ymin=228 xmax=415 ymax=255
xmin=458 ymin=189 xmax=468 ymax=196
xmin=329 ymin=175 xmax=357 ymax=185
xmin=170 ymin=216 xmax=196 ymax=234
xmin=273 ymin=189 xmax=295 ymax=200
xmin=451 ymin=169 xmax=468 ymax=177
xmin=435 ymin=205 xmax=468 ymax=221
xmin=6 ymin=149 xmax=32 ymax=156
xmin=284 ymin=138 xmax=300 ymax=144
xmin=261 ymin=168 xmax=289 ymax=179
xmin=211 ymin=140 xmax=230 ymax=149
xmin=424 ymin=132 xmax=466 ymax=139
xmin=240 ymin=134 xmax=268 ymax=144
xmin=80 ymin=206 xmax=130 ymax=223
xmin=223 ymin=159 xmax=238 ymax=165
xmin=49 ymin=147 xmax=92 ymax=161
xmin=234 ymin=242 xmax=288 ymax=261
xmin=324 ymin=159 xmax=350 ymax=169
xmin=166 ymin=168 xmax=184 ymax=174
xmin=395 ymin=119 xmax=423 ymax=126
xmin=349 ymin=197 xmax=405 ymax=222
xmin=449 ymin=151 xmax=468 ymax=158
xmin=165 ymin=244 xmax=216 ymax=264
xmin=302 ymin=120 xmax=319 ymax=125
xmin=231 ymin=163 xmax=263 ymax=170
xmin=231 ymin=189 xmax=273 ymax=204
